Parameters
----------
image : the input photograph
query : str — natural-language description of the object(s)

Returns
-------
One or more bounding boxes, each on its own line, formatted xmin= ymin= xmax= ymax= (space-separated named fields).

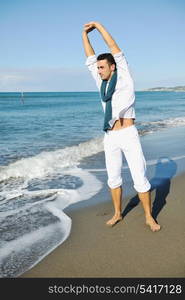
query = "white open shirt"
xmin=85 ymin=51 xmax=136 ymax=128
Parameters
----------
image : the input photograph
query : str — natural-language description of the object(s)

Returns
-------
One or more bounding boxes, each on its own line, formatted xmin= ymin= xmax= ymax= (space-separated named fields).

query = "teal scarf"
xmin=100 ymin=70 xmax=117 ymax=131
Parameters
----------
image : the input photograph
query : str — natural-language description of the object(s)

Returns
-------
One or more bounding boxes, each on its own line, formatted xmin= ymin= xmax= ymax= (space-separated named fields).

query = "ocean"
xmin=0 ymin=91 xmax=185 ymax=277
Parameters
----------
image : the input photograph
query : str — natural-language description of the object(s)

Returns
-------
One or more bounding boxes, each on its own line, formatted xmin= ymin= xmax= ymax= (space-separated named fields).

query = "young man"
xmin=82 ymin=21 xmax=160 ymax=232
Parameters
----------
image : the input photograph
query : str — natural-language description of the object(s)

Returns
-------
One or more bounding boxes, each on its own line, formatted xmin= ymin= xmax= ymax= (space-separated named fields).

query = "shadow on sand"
xmin=122 ymin=157 xmax=177 ymax=221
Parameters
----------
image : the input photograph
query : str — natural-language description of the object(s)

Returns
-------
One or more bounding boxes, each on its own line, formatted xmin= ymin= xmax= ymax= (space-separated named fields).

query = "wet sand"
xmin=21 ymin=171 xmax=185 ymax=278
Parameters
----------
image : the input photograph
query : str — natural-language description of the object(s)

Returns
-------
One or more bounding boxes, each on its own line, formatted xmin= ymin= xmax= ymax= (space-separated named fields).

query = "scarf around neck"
xmin=100 ymin=70 xmax=117 ymax=131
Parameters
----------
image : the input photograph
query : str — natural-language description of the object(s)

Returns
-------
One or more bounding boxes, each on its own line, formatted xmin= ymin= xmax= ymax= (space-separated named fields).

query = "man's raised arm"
xmin=85 ymin=22 xmax=121 ymax=55
xmin=82 ymin=24 xmax=96 ymax=57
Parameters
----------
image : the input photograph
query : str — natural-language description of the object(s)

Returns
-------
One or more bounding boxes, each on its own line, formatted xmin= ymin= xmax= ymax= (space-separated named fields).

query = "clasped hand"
xmin=83 ymin=21 xmax=99 ymax=33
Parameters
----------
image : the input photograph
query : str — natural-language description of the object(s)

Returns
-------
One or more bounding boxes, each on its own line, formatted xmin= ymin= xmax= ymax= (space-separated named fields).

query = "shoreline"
xmin=21 ymin=126 xmax=185 ymax=278
xmin=21 ymin=171 xmax=185 ymax=278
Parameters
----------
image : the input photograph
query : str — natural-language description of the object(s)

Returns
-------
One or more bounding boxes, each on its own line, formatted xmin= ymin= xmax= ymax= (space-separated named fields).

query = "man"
xmin=82 ymin=21 xmax=160 ymax=232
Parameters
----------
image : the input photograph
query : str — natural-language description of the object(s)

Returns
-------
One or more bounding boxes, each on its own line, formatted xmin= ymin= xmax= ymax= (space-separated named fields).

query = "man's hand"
xmin=84 ymin=22 xmax=121 ymax=55
xmin=82 ymin=21 xmax=121 ymax=56
xmin=83 ymin=22 xmax=96 ymax=33
xmin=82 ymin=22 xmax=96 ymax=56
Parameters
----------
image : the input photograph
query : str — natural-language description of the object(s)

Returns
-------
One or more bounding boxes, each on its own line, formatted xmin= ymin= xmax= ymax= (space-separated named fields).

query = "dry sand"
xmin=21 ymin=172 xmax=185 ymax=278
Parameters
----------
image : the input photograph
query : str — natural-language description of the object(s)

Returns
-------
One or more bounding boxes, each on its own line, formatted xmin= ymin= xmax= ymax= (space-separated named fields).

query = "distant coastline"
xmin=142 ymin=85 xmax=185 ymax=92
xmin=0 ymin=86 xmax=185 ymax=93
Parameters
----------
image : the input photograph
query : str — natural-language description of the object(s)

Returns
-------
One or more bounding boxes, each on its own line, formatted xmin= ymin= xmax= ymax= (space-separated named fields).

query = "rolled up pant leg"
xmin=104 ymin=133 xmax=123 ymax=189
xmin=122 ymin=126 xmax=151 ymax=193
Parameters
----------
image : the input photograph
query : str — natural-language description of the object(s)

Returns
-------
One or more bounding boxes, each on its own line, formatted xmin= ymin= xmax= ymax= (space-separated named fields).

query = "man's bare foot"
xmin=106 ymin=214 xmax=123 ymax=227
xmin=146 ymin=216 xmax=161 ymax=232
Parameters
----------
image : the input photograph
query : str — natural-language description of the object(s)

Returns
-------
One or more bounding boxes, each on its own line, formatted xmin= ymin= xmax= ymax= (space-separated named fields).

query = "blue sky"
xmin=0 ymin=0 xmax=185 ymax=91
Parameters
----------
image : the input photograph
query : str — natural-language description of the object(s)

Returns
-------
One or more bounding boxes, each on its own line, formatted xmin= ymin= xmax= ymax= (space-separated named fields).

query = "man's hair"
xmin=97 ymin=53 xmax=117 ymax=70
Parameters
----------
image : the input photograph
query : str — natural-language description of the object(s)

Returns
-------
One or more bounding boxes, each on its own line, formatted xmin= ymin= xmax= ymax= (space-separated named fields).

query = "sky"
xmin=0 ymin=0 xmax=185 ymax=92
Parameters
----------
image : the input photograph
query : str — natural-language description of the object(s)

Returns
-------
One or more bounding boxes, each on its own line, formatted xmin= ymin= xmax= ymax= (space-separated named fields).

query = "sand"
xmin=21 ymin=171 xmax=185 ymax=278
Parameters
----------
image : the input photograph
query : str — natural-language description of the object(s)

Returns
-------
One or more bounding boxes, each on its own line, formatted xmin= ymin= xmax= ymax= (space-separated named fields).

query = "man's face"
xmin=97 ymin=59 xmax=115 ymax=80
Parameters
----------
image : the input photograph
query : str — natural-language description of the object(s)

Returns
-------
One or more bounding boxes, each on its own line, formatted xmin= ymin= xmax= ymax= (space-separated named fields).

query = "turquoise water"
xmin=0 ymin=92 xmax=102 ymax=165
xmin=1 ymin=91 xmax=185 ymax=165
xmin=0 ymin=91 xmax=185 ymax=277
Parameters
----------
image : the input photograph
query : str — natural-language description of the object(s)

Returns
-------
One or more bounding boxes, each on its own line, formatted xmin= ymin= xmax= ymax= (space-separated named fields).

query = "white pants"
xmin=103 ymin=125 xmax=151 ymax=192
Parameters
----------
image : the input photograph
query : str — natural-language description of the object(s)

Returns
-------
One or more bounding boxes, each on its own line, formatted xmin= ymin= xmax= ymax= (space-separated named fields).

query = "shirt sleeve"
xmin=85 ymin=55 xmax=102 ymax=89
xmin=113 ymin=51 xmax=134 ymax=87
xmin=113 ymin=51 xmax=130 ymax=71
xmin=108 ymin=52 xmax=135 ymax=127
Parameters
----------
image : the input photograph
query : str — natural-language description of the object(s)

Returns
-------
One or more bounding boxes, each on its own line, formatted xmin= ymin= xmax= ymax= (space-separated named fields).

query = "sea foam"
xmin=0 ymin=138 xmax=103 ymax=277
